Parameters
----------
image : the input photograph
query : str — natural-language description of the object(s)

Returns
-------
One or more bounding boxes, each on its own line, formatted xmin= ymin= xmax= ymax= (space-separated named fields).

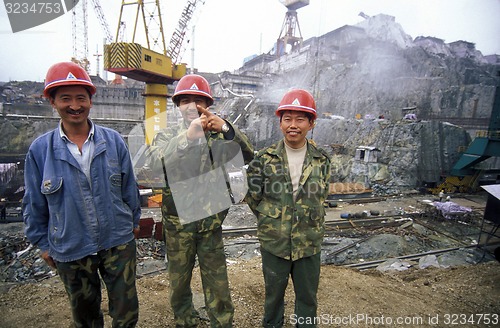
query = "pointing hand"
xmin=198 ymin=105 xmax=225 ymax=133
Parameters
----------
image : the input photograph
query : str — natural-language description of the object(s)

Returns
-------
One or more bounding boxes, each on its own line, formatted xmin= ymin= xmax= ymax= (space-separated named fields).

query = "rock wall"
xmin=0 ymin=117 xmax=139 ymax=157
xmin=238 ymin=99 xmax=476 ymax=193
xmin=242 ymin=14 xmax=498 ymax=123
xmin=234 ymin=13 xmax=499 ymax=192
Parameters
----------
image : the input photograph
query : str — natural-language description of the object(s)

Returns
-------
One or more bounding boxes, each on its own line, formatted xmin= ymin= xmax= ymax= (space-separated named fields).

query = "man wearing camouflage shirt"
xmin=146 ymin=74 xmax=254 ymax=328
xmin=246 ymin=89 xmax=331 ymax=328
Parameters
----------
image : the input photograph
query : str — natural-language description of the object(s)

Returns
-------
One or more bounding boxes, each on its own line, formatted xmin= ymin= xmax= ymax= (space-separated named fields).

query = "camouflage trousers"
xmin=56 ymin=239 xmax=139 ymax=328
xmin=261 ymin=248 xmax=321 ymax=328
xmin=165 ymin=226 xmax=234 ymax=328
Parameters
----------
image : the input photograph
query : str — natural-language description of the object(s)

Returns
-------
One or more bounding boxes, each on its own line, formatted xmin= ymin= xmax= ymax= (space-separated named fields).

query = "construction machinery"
xmin=276 ymin=0 xmax=309 ymax=56
xmin=73 ymin=0 xmax=220 ymax=146
xmin=104 ymin=0 xmax=187 ymax=145
xmin=90 ymin=0 xmax=114 ymax=45
xmin=71 ymin=0 xmax=89 ymax=70
xmin=71 ymin=0 xmax=114 ymax=73
xmin=167 ymin=0 xmax=205 ymax=66
xmin=104 ymin=0 xmax=186 ymax=84
xmin=432 ymin=72 xmax=500 ymax=194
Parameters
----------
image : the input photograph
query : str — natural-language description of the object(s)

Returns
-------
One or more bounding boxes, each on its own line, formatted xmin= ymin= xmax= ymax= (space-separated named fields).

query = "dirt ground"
xmin=1 ymin=194 xmax=499 ymax=327
xmin=0 ymin=258 xmax=499 ymax=327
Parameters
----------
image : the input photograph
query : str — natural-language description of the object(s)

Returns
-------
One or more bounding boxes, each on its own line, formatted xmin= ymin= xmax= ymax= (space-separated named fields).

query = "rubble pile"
xmin=136 ymin=238 xmax=165 ymax=260
xmin=371 ymin=183 xmax=405 ymax=196
xmin=0 ymin=230 xmax=54 ymax=283
xmin=0 ymin=226 xmax=168 ymax=283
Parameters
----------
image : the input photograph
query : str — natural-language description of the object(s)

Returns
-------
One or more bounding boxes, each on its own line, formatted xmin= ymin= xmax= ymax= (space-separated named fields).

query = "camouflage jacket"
xmin=147 ymin=121 xmax=254 ymax=233
xmin=246 ymin=139 xmax=331 ymax=261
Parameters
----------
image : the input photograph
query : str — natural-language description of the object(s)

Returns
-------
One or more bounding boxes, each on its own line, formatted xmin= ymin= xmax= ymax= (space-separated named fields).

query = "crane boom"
xmin=90 ymin=0 xmax=113 ymax=43
xmin=167 ymin=0 xmax=205 ymax=65
xmin=72 ymin=0 xmax=116 ymax=72
xmin=71 ymin=0 xmax=89 ymax=71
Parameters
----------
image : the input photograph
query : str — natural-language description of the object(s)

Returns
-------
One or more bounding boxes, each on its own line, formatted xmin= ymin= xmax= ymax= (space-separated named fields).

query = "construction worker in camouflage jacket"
xmin=146 ymin=74 xmax=254 ymax=328
xmin=246 ymin=89 xmax=331 ymax=328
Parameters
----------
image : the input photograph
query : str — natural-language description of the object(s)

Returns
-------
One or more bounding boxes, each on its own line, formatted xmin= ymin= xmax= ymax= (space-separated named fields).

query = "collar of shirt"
xmin=58 ymin=119 xmax=95 ymax=142
xmin=59 ymin=120 xmax=95 ymax=184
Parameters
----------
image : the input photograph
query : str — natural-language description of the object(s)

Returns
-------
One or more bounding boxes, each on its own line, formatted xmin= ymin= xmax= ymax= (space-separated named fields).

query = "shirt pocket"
xmin=109 ymin=173 xmax=125 ymax=204
xmin=40 ymin=177 xmax=63 ymax=207
xmin=256 ymin=201 xmax=281 ymax=219
xmin=302 ymin=206 xmax=326 ymax=243
xmin=107 ymin=154 xmax=122 ymax=192
xmin=255 ymin=201 xmax=282 ymax=240
xmin=262 ymin=165 xmax=288 ymax=202
xmin=109 ymin=174 xmax=122 ymax=187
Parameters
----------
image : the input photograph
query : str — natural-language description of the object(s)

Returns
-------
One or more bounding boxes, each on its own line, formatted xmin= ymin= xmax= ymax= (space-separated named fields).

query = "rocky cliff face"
xmin=243 ymin=14 xmax=498 ymax=122
xmin=313 ymin=119 xmax=471 ymax=192
xmin=239 ymin=102 xmax=475 ymax=193
xmin=235 ymin=13 xmax=499 ymax=192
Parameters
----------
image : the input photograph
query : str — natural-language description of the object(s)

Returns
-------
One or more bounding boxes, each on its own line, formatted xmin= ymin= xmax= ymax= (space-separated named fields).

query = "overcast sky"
xmin=0 ymin=0 xmax=499 ymax=82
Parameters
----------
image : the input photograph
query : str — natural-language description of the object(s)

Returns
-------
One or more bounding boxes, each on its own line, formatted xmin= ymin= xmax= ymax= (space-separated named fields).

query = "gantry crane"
xmin=276 ymin=0 xmax=309 ymax=56
xmin=104 ymin=0 xmax=187 ymax=145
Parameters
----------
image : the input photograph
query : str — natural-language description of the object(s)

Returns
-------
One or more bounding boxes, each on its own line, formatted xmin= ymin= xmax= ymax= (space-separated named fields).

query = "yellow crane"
xmin=104 ymin=0 xmax=187 ymax=144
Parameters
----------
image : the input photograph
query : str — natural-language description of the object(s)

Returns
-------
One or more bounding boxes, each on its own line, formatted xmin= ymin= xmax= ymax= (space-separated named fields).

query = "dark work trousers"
xmin=165 ymin=226 xmax=234 ymax=328
xmin=261 ymin=247 xmax=321 ymax=328
xmin=56 ymin=239 xmax=139 ymax=328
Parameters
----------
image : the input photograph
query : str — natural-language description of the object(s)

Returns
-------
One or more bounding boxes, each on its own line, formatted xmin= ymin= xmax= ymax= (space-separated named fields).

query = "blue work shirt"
xmin=23 ymin=122 xmax=141 ymax=262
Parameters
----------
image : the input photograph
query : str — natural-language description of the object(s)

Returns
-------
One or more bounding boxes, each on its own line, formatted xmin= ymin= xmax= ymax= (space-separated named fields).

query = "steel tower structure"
xmin=276 ymin=0 xmax=309 ymax=57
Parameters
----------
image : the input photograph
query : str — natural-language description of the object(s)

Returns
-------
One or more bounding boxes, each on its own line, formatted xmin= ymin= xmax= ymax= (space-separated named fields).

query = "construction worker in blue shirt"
xmin=23 ymin=62 xmax=141 ymax=328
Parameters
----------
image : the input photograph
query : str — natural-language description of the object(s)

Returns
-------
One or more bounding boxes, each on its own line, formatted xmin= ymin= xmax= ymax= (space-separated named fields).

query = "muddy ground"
xmin=1 ymin=194 xmax=499 ymax=327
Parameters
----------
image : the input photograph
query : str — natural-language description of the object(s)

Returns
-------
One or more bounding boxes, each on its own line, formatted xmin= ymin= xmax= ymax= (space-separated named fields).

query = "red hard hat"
xmin=172 ymin=74 xmax=214 ymax=106
xmin=276 ymin=89 xmax=317 ymax=119
xmin=43 ymin=62 xmax=96 ymax=98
